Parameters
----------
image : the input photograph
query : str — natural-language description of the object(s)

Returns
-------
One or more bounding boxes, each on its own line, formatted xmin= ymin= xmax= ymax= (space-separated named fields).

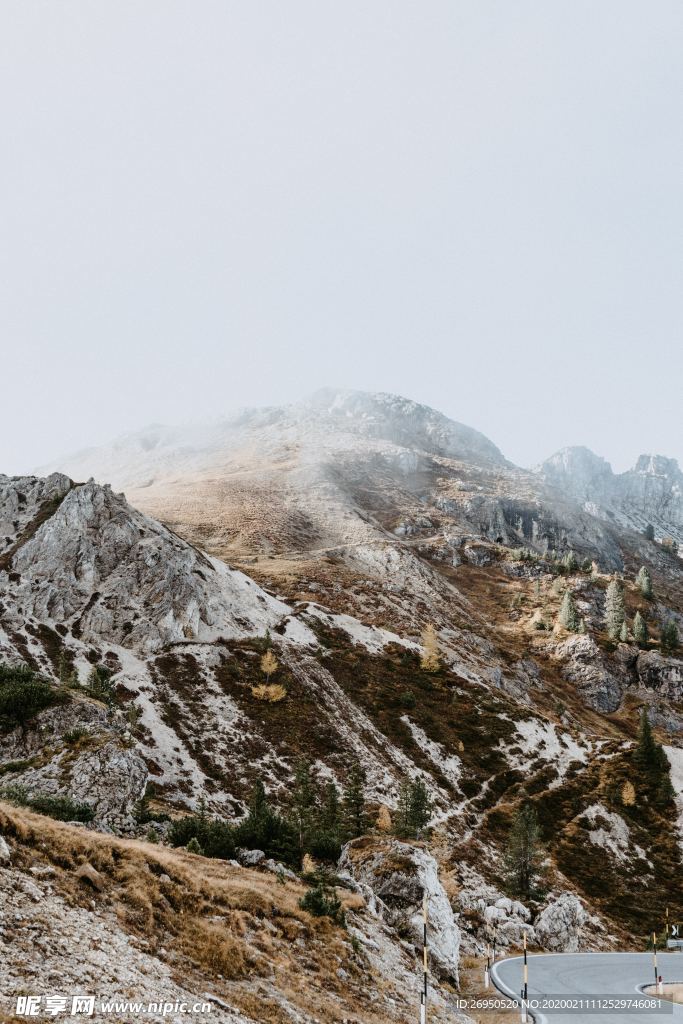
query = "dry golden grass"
xmin=0 ymin=801 xmax=379 ymax=1024
xmin=251 ymin=683 xmax=287 ymax=702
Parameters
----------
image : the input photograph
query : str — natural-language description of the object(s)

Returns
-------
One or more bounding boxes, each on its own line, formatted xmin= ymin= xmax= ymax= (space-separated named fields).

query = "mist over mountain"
xmin=2 ymin=387 xmax=682 ymax=1021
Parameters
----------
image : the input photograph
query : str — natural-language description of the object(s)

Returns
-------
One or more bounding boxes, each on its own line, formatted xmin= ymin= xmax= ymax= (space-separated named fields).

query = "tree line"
xmin=168 ymin=762 xmax=433 ymax=868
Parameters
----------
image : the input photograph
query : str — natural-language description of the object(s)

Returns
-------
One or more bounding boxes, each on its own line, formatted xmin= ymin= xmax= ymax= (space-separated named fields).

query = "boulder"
xmin=636 ymin=651 xmax=683 ymax=700
xmin=555 ymin=635 xmax=624 ymax=713
xmin=75 ymin=863 xmax=105 ymax=892
xmin=534 ymin=893 xmax=587 ymax=952
xmin=339 ymin=837 xmax=460 ymax=984
xmin=262 ymin=858 xmax=298 ymax=881
xmin=238 ymin=849 xmax=265 ymax=867
xmin=0 ymin=835 xmax=11 ymax=865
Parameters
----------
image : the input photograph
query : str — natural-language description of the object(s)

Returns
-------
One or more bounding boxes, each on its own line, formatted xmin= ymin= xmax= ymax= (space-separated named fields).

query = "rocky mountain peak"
xmin=0 ymin=474 xmax=311 ymax=658
xmin=536 ymin=446 xmax=683 ymax=543
xmin=632 ymin=453 xmax=682 ymax=478
xmin=296 ymin=387 xmax=507 ymax=464
xmin=535 ymin=447 xmax=613 ymax=499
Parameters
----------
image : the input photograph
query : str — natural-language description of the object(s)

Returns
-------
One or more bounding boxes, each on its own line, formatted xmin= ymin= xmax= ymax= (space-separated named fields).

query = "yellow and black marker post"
xmin=420 ymin=894 xmax=428 ymax=1024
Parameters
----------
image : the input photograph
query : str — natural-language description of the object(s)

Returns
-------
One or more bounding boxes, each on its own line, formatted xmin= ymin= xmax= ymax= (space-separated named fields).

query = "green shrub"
xmin=0 ymin=664 xmax=60 ymax=730
xmin=398 ymin=690 xmax=416 ymax=708
xmin=0 ymin=785 xmax=94 ymax=822
xmin=307 ymin=830 xmax=342 ymax=862
xmin=63 ymin=727 xmax=89 ymax=745
xmin=85 ymin=665 xmax=115 ymax=704
xmin=169 ymin=812 xmax=236 ymax=860
xmin=298 ymin=875 xmax=345 ymax=923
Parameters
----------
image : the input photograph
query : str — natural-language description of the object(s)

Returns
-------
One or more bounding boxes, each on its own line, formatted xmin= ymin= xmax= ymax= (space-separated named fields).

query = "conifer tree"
xmin=621 ymin=780 xmax=636 ymax=807
xmin=420 ymin=624 xmax=441 ymax=672
xmin=376 ymin=804 xmax=392 ymax=831
xmin=661 ymin=621 xmax=679 ymax=654
xmin=636 ymin=566 xmax=653 ymax=599
xmin=291 ymin=760 xmax=317 ymax=853
xmin=409 ymin=778 xmax=432 ymax=837
xmin=633 ymin=710 xmax=675 ymax=809
xmin=563 ymin=551 xmax=578 ymax=573
xmin=342 ymin=763 xmax=368 ymax=839
xmin=505 ymin=802 xmax=543 ymax=898
xmin=605 ymin=579 xmax=626 ymax=640
xmin=558 ymin=591 xmax=580 ymax=632
xmin=619 ymin=621 xmax=629 ymax=643
xmin=320 ymin=781 xmax=341 ymax=836
xmin=394 ymin=778 xmax=432 ymax=838
xmin=634 ymin=709 xmax=658 ymax=770
xmin=644 ymin=523 xmax=655 ymax=541
xmin=633 ymin=611 xmax=649 ymax=645
xmin=261 ymin=649 xmax=278 ymax=681
xmin=395 ymin=780 xmax=412 ymax=838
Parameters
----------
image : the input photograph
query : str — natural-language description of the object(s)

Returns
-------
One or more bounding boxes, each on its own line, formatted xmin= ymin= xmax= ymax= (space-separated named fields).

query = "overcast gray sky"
xmin=1 ymin=1 xmax=681 ymax=475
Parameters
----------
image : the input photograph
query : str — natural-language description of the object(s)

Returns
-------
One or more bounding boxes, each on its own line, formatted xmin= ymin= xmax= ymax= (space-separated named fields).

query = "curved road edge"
xmin=490 ymin=954 xmax=546 ymax=1024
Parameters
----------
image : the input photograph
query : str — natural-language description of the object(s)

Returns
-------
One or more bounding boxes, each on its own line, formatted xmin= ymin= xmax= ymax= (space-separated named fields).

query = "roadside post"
xmin=653 ymin=932 xmax=658 ymax=989
xmin=420 ymin=894 xmax=428 ymax=1024
xmin=520 ymin=931 xmax=528 ymax=1023
xmin=484 ymin=943 xmax=490 ymax=989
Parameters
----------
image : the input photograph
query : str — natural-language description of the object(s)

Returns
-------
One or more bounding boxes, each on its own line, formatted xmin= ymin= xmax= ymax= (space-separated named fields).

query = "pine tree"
xmin=376 ymin=804 xmax=392 ymax=832
xmin=409 ymin=778 xmax=432 ymax=837
xmin=420 ymin=624 xmax=441 ymax=672
xmin=342 ymin=763 xmax=368 ymax=839
xmin=260 ymin=649 xmax=278 ymax=681
xmin=558 ymin=591 xmax=580 ymax=632
xmin=633 ymin=611 xmax=649 ymax=646
xmin=661 ymin=621 xmax=679 ymax=654
xmin=320 ymin=782 xmax=341 ymax=835
xmin=395 ymin=780 xmax=413 ymax=838
xmin=394 ymin=778 xmax=432 ymax=838
xmin=505 ymin=802 xmax=543 ymax=898
xmin=644 ymin=524 xmax=655 ymax=541
xmin=619 ymin=621 xmax=629 ymax=643
xmin=634 ymin=709 xmax=658 ymax=770
xmin=563 ymin=551 xmax=578 ymax=573
xmin=605 ymin=579 xmax=626 ymax=640
xmin=633 ymin=708 xmax=672 ymax=799
xmin=621 ymin=780 xmax=636 ymax=807
xmin=291 ymin=760 xmax=317 ymax=853
xmin=636 ymin=567 xmax=653 ymax=599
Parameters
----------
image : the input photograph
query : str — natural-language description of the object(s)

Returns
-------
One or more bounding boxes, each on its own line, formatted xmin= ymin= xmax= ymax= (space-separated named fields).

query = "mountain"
xmin=3 ymin=391 xmax=683 ymax=1020
xmin=536 ymin=447 xmax=683 ymax=544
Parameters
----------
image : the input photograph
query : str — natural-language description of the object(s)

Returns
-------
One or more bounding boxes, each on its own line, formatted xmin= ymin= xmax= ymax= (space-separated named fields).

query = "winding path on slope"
xmin=492 ymin=953 xmax=683 ymax=1024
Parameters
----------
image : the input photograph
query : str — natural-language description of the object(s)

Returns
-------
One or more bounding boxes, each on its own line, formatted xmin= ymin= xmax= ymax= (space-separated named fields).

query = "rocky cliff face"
xmin=537 ymin=447 xmax=683 ymax=543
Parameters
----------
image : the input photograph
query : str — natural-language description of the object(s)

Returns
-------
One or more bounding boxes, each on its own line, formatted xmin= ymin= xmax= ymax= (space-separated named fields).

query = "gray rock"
xmin=75 ymin=863 xmax=105 ymax=892
xmin=0 ymin=835 xmax=11 ymax=865
xmin=636 ymin=651 xmax=683 ymax=700
xmin=556 ymin=635 xmax=624 ymax=713
xmin=340 ymin=838 xmax=460 ymax=984
xmin=238 ymin=849 xmax=266 ymax=866
xmin=534 ymin=893 xmax=587 ymax=952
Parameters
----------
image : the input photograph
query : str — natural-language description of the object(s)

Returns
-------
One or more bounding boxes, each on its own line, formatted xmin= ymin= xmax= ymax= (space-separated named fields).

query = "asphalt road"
xmin=491 ymin=953 xmax=683 ymax=1024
